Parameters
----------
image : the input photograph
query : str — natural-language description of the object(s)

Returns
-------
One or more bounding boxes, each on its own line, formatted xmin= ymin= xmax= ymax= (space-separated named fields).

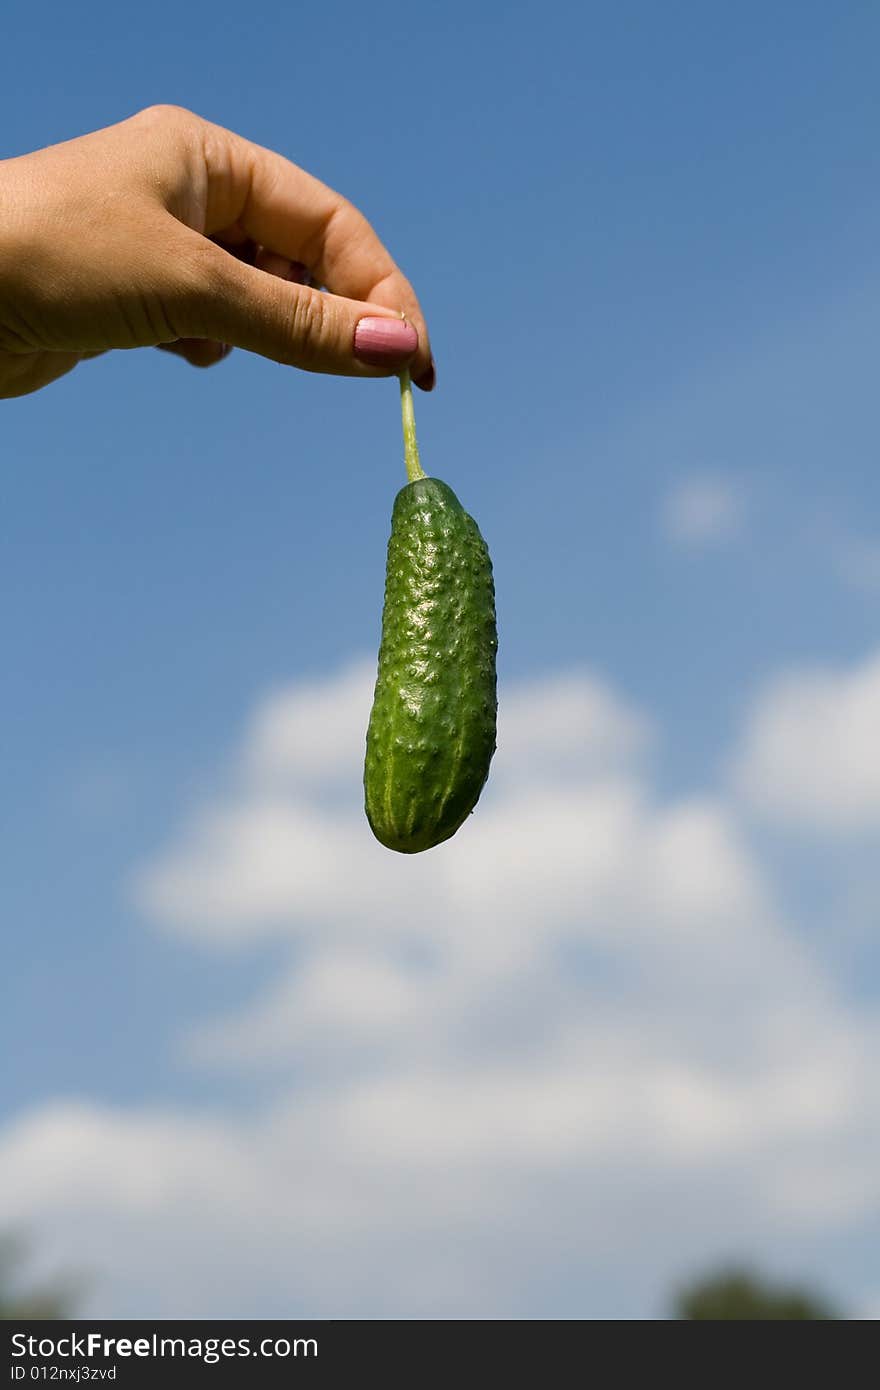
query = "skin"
xmin=0 ymin=105 xmax=433 ymax=400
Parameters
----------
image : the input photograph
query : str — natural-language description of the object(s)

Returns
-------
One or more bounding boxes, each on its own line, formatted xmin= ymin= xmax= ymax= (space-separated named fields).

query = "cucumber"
xmin=364 ymin=378 xmax=497 ymax=853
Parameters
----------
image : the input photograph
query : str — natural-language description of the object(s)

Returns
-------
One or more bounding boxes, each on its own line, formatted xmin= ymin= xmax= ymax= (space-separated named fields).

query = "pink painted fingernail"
xmin=353 ymin=316 xmax=418 ymax=367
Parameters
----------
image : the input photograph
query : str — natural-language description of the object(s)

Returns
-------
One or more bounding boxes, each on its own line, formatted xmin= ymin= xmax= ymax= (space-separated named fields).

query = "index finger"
xmin=195 ymin=117 xmax=433 ymax=384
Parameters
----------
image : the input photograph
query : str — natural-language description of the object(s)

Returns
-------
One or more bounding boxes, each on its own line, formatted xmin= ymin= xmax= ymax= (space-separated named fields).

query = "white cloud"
xmin=1 ymin=658 xmax=878 ymax=1318
xmin=661 ymin=473 xmax=746 ymax=545
xmin=859 ymin=1294 xmax=880 ymax=1320
xmin=132 ymin=664 xmax=652 ymax=952
xmin=185 ymin=944 xmax=431 ymax=1070
xmin=2 ymin=1004 xmax=878 ymax=1318
xmin=732 ymin=649 xmax=880 ymax=830
xmin=243 ymin=660 xmax=650 ymax=792
xmin=494 ymin=670 xmax=651 ymax=781
xmin=243 ymin=659 xmax=376 ymax=788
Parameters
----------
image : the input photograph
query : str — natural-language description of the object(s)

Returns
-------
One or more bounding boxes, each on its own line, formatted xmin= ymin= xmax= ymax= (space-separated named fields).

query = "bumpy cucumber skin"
xmin=365 ymin=477 xmax=498 ymax=854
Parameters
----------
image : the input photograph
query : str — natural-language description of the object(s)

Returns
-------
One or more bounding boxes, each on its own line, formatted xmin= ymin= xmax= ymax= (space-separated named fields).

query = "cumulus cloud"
xmin=2 ymin=658 xmax=879 ymax=1317
xmin=661 ymin=473 xmax=746 ymax=545
xmin=132 ymin=662 xmax=652 ymax=949
xmin=244 ymin=659 xmax=377 ymax=789
xmin=3 ymin=1009 xmax=878 ymax=1318
xmin=493 ymin=669 xmax=651 ymax=781
xmin=731 ymin=649 xmax=880 ymax=830
xmin=859 ymin=1294 xmax=880 ymax=1320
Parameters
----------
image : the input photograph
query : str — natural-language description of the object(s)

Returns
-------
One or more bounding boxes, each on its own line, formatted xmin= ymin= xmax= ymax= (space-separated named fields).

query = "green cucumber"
xmin=364 ymin=375 xmax=498 ymax=853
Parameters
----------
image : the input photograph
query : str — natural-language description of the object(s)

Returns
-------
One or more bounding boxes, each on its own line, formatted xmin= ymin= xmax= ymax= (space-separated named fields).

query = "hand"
xmin=0 ymin=105 xmax=434 ymax=399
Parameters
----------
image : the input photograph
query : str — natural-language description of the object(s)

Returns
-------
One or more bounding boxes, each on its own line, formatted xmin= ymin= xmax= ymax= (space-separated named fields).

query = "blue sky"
xmin=2 ymin=1 xmax=880 ymax=1318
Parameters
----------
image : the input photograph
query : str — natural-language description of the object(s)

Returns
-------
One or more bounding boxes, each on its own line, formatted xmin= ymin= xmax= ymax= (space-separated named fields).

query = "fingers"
xmin=156 ymin=241 xmax=306 ymax=370
xmin=157 ymin=339 xmax=231 ymax=367
xmin=253 ymin=249 xmax=309 ymax=284
xmin=0 ymin=349 xmax=82 ymax=398
xmin=192 ymin=118 xmax=434 ymax=385
xmin=167 ymin=229 xmax=422 ymax=379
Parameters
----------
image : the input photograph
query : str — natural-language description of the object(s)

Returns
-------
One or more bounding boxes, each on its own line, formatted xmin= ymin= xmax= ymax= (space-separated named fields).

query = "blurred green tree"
xmin=674 ymin=1267 xmax=840 ymax=1320
xmin=0 ymin=1234 xmax=77 ymax=1319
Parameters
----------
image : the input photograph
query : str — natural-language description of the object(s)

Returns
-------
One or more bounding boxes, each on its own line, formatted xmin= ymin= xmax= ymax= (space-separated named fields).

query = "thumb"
xmin=171 ymin=238 xmax=422 ymax=379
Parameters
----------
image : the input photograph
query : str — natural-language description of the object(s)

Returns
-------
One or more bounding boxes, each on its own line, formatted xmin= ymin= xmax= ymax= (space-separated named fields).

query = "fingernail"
xmin=353 ymin=316 xmax=418 ymax=367
xmin=413 ymin=358 xmax=436 ymax=392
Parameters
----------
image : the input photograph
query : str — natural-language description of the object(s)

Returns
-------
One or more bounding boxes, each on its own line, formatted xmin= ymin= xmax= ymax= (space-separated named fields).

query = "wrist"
xmin=0 ymin=157 xmax=40 ymax=309
xmin=0 ymin=158 xmax=52 ymax=398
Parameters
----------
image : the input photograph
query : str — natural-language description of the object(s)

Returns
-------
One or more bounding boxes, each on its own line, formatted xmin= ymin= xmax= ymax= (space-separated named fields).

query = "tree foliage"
xmin=674 ymin=1267 xmax=840 ymax=1321
xmin=0 ymin=1234 xmax=76 ymax=1320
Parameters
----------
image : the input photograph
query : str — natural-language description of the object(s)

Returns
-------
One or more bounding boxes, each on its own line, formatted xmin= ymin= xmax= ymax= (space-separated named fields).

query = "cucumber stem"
xmin=399 ymin=369 xmax=426 ymax=482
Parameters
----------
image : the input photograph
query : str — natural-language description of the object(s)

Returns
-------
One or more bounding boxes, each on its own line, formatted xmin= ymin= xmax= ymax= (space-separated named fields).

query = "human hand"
xmin=0 ymin=105 xmax=434 ymax=399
